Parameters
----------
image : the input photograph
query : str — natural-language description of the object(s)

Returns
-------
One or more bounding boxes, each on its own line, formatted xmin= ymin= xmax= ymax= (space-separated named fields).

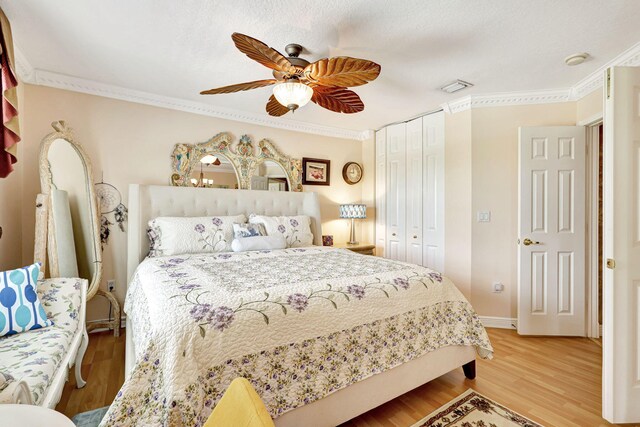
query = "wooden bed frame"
xmin=125 ymin=184 xmax=476 ymax=427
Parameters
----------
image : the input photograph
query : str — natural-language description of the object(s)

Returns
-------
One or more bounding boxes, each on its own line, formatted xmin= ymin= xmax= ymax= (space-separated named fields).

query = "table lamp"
xmin=339 ymin=204 xmax=367 ymax=245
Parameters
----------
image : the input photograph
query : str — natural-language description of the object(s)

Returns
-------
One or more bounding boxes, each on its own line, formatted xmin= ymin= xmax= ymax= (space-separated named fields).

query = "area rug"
xmin=411 ymin=389 xmax=544 ymax=427
xmin=70 ymin=406 xmax=109 ymax=427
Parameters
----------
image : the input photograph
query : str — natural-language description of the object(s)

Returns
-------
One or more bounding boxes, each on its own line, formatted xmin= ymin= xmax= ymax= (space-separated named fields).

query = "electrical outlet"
xmin=107 ymin=279 xmax=116 ymax=292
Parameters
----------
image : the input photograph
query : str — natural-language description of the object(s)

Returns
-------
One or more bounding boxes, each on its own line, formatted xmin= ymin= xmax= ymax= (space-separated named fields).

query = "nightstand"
xmin=335 ymin=243 xmax=376 ymax=255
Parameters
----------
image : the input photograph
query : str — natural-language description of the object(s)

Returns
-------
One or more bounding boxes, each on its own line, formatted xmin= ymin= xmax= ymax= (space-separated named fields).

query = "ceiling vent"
xmin=441 ymin=80 xmax=473 ymax=94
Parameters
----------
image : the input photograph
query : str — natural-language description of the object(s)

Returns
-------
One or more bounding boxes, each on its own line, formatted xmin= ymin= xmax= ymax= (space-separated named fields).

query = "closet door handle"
xmin=392 ymin=233 xmax=396 ymax=236
xmin=413 ymin=235 xmax=417 ymax=239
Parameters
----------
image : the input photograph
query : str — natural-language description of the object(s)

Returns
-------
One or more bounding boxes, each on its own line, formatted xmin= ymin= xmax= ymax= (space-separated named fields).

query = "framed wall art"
xmin=302 ymin=157 xmax=330 ymax=186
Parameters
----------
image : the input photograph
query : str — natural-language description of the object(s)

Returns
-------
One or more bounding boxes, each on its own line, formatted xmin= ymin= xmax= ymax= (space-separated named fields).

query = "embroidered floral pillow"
xmin=249 ymin=215 xmax=314 ymax=248
xmin=147 ymin=215 xmax=247 ymax=256
xmin=0 ymin=263 xmax=53 ymax=337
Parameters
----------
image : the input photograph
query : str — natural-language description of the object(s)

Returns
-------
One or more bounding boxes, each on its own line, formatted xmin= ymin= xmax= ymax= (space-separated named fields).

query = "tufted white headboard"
xmin=127 ymin=184 xmax=322 ymax=281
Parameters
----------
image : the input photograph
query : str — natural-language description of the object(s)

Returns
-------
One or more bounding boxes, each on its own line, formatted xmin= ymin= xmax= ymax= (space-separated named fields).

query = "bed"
xmin=106 ymin=184 xmax=492 ymax=427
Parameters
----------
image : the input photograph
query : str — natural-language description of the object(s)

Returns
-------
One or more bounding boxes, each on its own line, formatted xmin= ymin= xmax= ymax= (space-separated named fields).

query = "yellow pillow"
xmin=204 ymin=378 xmax=275 ymax=427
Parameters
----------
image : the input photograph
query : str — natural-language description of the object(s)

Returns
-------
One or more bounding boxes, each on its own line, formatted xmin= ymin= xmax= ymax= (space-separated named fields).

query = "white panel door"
xmin=518 ymin=126 xmax=586 ymax=336
xmin=375 ymin=129 xmax=386 ymax=257
xmin=386 ymin=123 xmax=406 ymax=261
xmin=602 ymin=66 xmax=640 ymax=423
xmin=405 ymin=117 xmax=423 ymax=265
xmin=422 ymin=112 xmax=445 ymax=271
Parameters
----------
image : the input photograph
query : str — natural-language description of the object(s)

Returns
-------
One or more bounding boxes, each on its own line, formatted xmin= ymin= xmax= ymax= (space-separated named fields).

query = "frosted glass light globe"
xmin=200 ymin=154 xmax=218 ymax=164
xmin=272 ymin=82 xmax=313 ymax=111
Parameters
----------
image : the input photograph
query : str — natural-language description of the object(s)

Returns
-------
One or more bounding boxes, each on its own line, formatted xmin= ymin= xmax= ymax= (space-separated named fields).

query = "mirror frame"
xmin=37 ymin=120 xmax=102 ymax=300
xmin=170 ymin=133 xmax=303 ymax=191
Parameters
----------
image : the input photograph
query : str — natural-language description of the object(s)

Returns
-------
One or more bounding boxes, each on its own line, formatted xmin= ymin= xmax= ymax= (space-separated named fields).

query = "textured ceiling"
xmin=3 ymin=0 xmax=640 ymax=132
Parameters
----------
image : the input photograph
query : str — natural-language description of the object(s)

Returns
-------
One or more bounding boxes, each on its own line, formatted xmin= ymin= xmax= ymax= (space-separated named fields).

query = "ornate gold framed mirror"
xmin=170 ymin=133 xmax=303 ymax=191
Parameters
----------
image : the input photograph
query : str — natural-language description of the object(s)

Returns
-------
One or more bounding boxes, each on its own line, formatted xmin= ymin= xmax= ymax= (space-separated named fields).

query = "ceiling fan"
xmin=200 ymin=33 xmax=381 ymax=116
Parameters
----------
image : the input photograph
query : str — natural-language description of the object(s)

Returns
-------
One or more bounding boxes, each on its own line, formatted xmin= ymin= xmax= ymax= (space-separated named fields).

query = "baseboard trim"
xmin=86 ymin=316 xmax=127 ymax=334
xmin=479 ymin=316 xmax=517 ymax=330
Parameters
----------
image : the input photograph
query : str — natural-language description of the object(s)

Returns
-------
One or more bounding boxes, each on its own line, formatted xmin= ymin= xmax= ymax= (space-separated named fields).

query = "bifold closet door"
xmin=422 ymin=112 xmax=445 ymax=272
xmin=405 ymin=117 xmax=423 ymax=265
xmin=375 ymin=129 xmax=386 ymax=257
xmin=385 ymin=123 xmax=406 ymax=261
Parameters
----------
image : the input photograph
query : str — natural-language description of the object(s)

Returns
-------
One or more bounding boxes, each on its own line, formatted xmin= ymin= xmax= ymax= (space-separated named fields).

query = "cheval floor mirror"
xmin=34 ymin=121 xmax=121 ymax=336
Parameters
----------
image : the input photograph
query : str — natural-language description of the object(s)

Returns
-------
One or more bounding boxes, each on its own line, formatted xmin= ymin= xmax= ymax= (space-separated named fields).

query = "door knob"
xmin=413 ymin=235 xmax=417 ymax=239
xmin=392 ymin=233 xmax=396 ymax=236
xmin=522 ymin=238 xmax=541 ymax=246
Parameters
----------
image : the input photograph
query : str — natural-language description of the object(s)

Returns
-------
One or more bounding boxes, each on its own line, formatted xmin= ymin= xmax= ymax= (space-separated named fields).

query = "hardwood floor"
xmin=57 ymin=328 xmax=625 ymax=426
xmin=56 ymin=328 xmax=125 ymax=418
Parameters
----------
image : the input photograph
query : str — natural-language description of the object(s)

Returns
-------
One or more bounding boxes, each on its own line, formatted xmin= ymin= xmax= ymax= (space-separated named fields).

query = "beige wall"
xmin=0 ymin=129 xmax=23 ymax=271
xmin=18 ymin=84 xmax=365 ymax=321
xmin=0 ymin=162 xmax=23 ymax=270
xmin=577 ymin=90 xmax=603 ymax=124
xmin=468 ymin=103 xmax=577 ymax=318
xmin=365 ymin=102 xmax=589 ymax=317
xmin=0 ymin=82 xmax=24 ymax=271
xmin=360 ymin=135 xmax=375 ymax=244
xmin=444 ymin=110 xmax=472 ymax=298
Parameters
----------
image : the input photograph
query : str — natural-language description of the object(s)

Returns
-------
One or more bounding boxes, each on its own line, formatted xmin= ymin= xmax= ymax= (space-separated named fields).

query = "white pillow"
xmin=249 ymin=214 xmax=314 ymax=248
xmin=232 ymin=222 xmax=267 ymax=239
xmin=231 ymin=235 xmax=287 ymax=252
xmin=147 ymin=215 xmax=246 ymax=256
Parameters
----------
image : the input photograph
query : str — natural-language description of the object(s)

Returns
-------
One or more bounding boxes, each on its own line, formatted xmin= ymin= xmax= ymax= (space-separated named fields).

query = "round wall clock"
xmin=342 ymin=162 xmax=363 ymax=185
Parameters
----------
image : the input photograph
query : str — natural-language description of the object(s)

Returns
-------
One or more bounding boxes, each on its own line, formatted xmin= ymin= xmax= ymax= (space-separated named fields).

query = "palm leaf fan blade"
xmin=266 ymin=95 xmax=290 ymax=116
xmin=231 ymin=33 xmax=296 ymax=74
xmin=311 ymin=86 xmax=364 ymax=114
xmin=304 ymin=57 xmax=381 ymax=87
xmin=200 ymin=79 xmax=277 ymax=95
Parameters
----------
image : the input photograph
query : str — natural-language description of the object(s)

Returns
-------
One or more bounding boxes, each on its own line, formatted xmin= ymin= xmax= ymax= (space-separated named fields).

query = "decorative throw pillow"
xmin=249 ymin=214 xmax=314 ymax=248
xmin=0 ymin=263 xmax=53 ymax=337
xmin=233 ymin=223 xmax=267 ymax=239
xmin=147 ymin=215 xmax=247 ymax=257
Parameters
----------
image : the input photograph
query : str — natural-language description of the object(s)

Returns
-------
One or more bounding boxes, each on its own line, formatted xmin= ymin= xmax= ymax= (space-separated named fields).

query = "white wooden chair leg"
xmin=75 ymin=329 xmax=88 ymax=389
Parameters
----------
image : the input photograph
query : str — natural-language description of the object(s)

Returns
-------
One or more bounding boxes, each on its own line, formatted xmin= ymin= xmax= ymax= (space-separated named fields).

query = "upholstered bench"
xmin=0 ymin=278 xmax=88 ymax=408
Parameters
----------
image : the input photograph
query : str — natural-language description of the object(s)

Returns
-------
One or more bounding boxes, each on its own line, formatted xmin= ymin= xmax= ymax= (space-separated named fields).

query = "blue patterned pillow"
xmin=0 ymin=263 xmax=53 ymax=337
xmin=233 ymin=223 xmax=267 ymax=239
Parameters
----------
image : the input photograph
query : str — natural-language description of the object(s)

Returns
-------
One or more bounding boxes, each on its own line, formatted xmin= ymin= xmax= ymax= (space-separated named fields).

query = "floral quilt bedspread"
xmin=102 ymin=247 xmax=493 ymax=426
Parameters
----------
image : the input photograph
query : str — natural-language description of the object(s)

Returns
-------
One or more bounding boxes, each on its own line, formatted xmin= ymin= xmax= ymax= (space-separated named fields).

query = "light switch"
xmin=477 ymin=211 xmax=491 ymax=222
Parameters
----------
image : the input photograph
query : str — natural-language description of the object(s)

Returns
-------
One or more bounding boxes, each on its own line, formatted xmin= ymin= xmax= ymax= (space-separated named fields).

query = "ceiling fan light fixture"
xmin=200 ymin=154 xmax=218 ymax=164
xmin=273 ymin=81 xmax=313 ymax=111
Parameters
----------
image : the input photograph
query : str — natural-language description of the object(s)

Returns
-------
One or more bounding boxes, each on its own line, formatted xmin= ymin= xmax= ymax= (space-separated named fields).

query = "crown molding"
xmin=442 ymin=88 xmax=572 ymax=114
xmin=442 ymin=40 xmax=640 ymax=114
xmin=14 ymin=46 xmax=34 ymax=83
xmin=14 ymin=62 xmax=369 ymax=141
xmin=571 ymin=40 xmax=640 ymax=99
xmin=15 ymin=40 xmax=640 ymax=130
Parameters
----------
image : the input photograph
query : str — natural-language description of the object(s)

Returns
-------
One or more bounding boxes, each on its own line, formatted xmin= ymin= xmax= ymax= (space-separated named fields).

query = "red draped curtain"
xmin=0 ymin=8 xmax=20 ymax=179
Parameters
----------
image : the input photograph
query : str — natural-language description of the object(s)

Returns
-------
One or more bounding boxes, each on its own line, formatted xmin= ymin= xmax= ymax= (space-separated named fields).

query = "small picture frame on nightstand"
xmin=322 ymin=235 xmax=334 ymax=246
